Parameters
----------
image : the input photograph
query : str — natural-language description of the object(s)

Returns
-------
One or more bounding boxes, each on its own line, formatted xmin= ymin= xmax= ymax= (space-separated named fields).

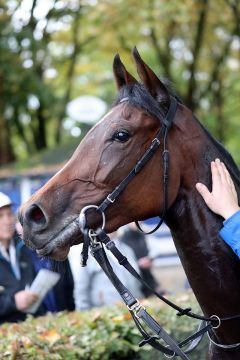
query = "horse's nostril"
xmin=31 ymin=207 xmax=44 ymax=221
xmin=25 ymin=204 xmax=47 ymax=227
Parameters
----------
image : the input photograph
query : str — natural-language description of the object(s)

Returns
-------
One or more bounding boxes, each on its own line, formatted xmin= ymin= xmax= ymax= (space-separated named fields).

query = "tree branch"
xmin=200 ymin=22 xmax=238 ymax=99
xmin=55 ymin=9 xmax=82 ymax=143
xmin=186 ymin=0 xmax=209 ymax=110
xmin=149 ymin=26 xmax=172 ymax=80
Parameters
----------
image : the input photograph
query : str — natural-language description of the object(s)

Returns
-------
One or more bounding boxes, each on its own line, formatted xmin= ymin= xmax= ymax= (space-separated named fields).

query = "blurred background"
xmin=0 ymin=0 xmax=239 ymax=291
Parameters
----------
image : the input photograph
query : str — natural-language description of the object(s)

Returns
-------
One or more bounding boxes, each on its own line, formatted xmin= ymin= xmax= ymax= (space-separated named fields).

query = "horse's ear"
xmin=132 ymin=47 xmax=169 ymax=100
xmin=113 ymin=53 xmax=137 ymax=90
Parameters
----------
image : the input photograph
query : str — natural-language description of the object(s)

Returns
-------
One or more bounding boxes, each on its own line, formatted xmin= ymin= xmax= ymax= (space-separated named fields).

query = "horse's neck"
xmin=165 ymin=152 xmax=240 ymax=345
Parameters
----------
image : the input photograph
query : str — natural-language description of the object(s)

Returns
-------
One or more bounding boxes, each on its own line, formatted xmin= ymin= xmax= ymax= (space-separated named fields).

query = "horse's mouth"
xmin=24 ymin=208 xmax=103 ymax=261
xmin=32 ymin=218 xmax=83 ymax=261
xmin=37 ymin=243 xmax=71 ymax=261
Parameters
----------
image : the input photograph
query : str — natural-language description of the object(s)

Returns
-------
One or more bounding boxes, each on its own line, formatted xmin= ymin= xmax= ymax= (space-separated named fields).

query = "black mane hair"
xmin=113 ymin=83 xmax=172 ymax=122
xmin=199 ymin=119 xmax=240 ymax=189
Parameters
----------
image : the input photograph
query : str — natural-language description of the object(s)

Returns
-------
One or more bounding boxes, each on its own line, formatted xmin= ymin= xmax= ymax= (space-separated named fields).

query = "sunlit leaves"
xmin=0 ymin=0 xmax=239 ymax=165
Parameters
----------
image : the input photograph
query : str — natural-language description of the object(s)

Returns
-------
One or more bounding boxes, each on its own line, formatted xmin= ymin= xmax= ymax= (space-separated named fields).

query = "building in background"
xmin=0 ymin=139 xmax=80 ymax=211
xmin=0 ymin=165 xmax=61 ymax=213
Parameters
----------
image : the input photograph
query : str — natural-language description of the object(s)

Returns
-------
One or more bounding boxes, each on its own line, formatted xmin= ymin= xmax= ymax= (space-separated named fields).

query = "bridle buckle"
xmin=107 ymin=195 xmax=115 ymax=204
xmin=127 ymin=299 xmax=145 ymax=319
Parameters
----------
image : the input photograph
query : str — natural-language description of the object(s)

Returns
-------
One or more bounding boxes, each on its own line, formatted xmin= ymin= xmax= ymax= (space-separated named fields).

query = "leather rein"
xmin=77 ymin=96 xmax=240 ymax=359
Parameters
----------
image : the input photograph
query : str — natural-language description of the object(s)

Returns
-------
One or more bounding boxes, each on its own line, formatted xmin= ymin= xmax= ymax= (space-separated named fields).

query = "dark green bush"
xmin=0 ymin=292 xmax=208 ymax=359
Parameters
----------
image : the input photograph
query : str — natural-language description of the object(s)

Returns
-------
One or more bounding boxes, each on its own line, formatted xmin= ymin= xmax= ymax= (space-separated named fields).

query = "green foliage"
xmin=0 ymin=0 xmax=239 ymax=165
xmin=0 ymin=293 xmax=208 ymax=359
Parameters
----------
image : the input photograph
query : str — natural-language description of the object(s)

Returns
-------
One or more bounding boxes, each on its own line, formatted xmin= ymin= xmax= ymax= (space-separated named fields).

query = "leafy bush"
xmin=0 ymin=292 xmax=208 ymax=359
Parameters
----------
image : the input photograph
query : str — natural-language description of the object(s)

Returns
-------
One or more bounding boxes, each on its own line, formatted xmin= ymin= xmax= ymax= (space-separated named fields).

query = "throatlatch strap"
xmin=135 ymin=111 xmax=171 ymax=235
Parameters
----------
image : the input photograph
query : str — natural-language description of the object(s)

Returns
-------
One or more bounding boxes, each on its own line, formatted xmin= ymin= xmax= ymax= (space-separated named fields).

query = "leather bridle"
xmin=97 ymin=95 xmax=177 ymax=234
xmin=77 ymin=95 xmax=240 ymax=359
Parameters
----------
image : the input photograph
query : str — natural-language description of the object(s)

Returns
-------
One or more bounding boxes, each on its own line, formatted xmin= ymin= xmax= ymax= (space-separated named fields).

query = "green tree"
xmin=0 ymin=0 xmax=239 ymax=165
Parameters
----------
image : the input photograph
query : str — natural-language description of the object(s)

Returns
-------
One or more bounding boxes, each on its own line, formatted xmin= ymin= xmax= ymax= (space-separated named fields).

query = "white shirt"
xmin=69 ymin=238 xmax=143 ymax=310
xmin=0 ymin=239 xmax=21 ymax=279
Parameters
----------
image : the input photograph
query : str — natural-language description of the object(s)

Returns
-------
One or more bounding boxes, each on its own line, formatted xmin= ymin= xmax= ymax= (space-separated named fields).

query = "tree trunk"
xmin=186 ymin=0 xmax=209 ymax=110
xmin=0 ymin=113 xmax=15 ymax=165
xmin=0 ymin=79 xmax=15 ymax=165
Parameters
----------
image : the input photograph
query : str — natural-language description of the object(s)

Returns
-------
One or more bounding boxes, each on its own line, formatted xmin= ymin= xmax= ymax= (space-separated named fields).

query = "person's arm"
xmin=0 ymin=290 xmax=38 ymax=317
xmin=196 ymin=158 xmax=240 ymax=256
xmin=219 ymin=211 xmax=240 ymax=257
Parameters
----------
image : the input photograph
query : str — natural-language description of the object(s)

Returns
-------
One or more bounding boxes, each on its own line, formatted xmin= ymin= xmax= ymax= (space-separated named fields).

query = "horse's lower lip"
xmin=33 ymin=219 xmax=83 ymax=261
xmin=41 ymin=245 xmax=70 ymax=261
xmin=33 ymin=218 xmax=82 ymax=257
xmin=36 ymin=237 xmax=74 ymax=258
xmin=36 ymin=241 xmax=57 ymax=256
xmin=36 ymin=246 xmax=52 ymax=257
xmin=36 ymin=241 xmax=71 ymax=260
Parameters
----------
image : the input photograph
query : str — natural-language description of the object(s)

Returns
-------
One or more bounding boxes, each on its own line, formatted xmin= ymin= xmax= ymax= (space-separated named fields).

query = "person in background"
xmin=196 ymin=158 xmax=240 ymax=257
xmin=16 ymin=220 xmax=75 ymax=313
xmin=70 ymin=231 xmax=143 ymax=311
xmin=120 ymin=222 xmax=165 ymax=297
xmin=0 ymin=192 xmax=42 ymax=324
xmin=30 ymin=251 xmax=75 ymax=313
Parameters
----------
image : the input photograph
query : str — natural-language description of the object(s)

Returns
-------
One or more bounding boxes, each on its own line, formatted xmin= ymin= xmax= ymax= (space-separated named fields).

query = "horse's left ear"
xmin=132 ymin=47 xmax=169 ymax=101
xmin=113 ymin=53 xmax=137 ymax=90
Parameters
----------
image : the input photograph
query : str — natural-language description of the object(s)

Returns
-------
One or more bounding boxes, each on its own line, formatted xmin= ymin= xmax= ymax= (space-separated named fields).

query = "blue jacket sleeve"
xmin=219 ymin=210 xmax=240 ymax=257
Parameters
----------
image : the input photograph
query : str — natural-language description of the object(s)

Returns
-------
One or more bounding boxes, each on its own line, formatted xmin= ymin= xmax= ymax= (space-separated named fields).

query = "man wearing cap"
xmin=0 ymin=192 xmax=41 ymax=324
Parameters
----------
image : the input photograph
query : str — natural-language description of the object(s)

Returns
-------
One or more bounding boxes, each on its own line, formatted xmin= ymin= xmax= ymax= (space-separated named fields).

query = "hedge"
xmin=0 ymin=292 xmax=208 ymax=359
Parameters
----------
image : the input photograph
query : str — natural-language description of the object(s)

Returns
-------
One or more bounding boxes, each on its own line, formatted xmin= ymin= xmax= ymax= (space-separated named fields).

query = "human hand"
xmin=138 ymin=256 xmax=152 ymax=269
xmin=14 ymin=290 xmax=38 ymax=311
xmin=196 ymin=158 xmax=240 ymax=220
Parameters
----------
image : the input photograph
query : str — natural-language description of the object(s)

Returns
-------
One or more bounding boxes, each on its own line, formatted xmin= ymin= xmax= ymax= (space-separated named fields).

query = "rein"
xmin=77 ymin=95 xmax=240 ymax=358
xmin=83 ymin=227 xmax=211 ymax=360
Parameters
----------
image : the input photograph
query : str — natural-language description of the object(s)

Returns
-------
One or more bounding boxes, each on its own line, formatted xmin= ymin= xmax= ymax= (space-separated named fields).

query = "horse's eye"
xmin=112 ymin=130 xmax=130 ymax=143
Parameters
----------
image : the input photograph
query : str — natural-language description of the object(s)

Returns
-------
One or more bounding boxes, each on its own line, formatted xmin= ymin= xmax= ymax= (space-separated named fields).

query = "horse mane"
xmin=198 ymin=119 xmax=240 ymax=189
xmin=113 ymin=82 xmax=170 ymax=122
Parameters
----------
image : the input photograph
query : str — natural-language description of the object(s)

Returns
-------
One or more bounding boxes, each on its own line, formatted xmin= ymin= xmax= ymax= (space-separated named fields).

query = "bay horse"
xmin=19 ymin=48 xmax=240 ymax=359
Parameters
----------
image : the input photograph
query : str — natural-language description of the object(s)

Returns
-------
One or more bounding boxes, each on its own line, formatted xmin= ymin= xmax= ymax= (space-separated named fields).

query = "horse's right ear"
xmin=132 ymin=47 xmax=169 ymax=101
xmin=113 ymin=54 xmax=137 ymax=90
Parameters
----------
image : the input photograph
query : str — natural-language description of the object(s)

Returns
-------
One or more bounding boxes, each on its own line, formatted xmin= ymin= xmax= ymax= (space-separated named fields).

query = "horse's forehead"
xmin=82 ymin=104 xmax=148 ymax=146
xmin=95 ymin=103 xmax=143 ymax=129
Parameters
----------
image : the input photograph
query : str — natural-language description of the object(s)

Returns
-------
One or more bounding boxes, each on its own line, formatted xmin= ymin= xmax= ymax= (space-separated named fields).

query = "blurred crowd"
xmin=0 ymin=191 xmax=164 ymax=324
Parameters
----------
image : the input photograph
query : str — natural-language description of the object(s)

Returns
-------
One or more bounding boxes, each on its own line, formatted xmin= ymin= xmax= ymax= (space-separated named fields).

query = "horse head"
xmin=18 ymin=49 xmax=196 ymax=260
